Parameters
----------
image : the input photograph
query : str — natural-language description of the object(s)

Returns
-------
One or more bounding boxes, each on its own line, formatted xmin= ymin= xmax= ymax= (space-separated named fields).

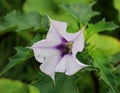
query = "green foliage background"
xmin=0 ymin=0 xmax=120 ymax=93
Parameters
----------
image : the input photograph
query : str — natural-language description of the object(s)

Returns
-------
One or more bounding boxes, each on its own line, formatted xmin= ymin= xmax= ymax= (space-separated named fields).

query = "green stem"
xmin=91 ymin=71 xmax=99 ymax=93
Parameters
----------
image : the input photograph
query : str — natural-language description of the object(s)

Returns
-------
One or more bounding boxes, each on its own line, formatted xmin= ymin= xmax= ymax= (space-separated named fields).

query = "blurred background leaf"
xmin=85 ymin=19 xmax=119 ymax=40
xmin=114 ymin=0 xmax=120 ymax=21
xmin=0 ymin=47 xmax=33 ymax=75
xmin=0 ymin=11 xmax=49 ymax=33
xmin=61 ymin=3 xmax=99 ymax=25
xmin=87 ymin=34 xmax=120 ymax=55
xmin=23 ymin=0 xmax=93 ymax=32
xmin=32 ymin=73 xmax=79 ymax=93
xmin=0 ymin=0 xmax=25 ymax=17
xmin=0 ymin=79 xmax=40 ymax=93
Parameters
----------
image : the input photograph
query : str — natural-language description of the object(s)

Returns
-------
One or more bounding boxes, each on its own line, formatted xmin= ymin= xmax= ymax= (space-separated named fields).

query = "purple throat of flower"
xmin=55 ymin=41 xmax=73 ymax=57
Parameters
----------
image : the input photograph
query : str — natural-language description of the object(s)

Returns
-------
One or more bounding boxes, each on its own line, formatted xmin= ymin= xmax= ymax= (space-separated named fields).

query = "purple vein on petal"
xmin=50 ymin=21 xmax=67 ymax=43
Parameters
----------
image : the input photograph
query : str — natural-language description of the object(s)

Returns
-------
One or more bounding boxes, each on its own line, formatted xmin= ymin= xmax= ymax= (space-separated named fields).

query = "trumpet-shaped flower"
xmin=31 ymin=18 xmax=87 ymax=80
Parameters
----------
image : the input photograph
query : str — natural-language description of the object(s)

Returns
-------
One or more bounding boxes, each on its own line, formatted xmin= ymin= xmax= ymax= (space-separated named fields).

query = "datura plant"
xmin=30 ymin=18 xmax=87 ymax=80
xmin=0 ymin=2 xmax=120 ymax=93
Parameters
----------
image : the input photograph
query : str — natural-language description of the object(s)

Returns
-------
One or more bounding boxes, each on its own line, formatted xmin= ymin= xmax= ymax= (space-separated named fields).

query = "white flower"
xmin=31 ymin=17 xmax=87 ymax=80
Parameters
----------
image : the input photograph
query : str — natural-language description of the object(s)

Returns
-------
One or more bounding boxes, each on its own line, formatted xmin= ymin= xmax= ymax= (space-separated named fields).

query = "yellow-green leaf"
xmin=88 ymin=34 xmax=120 ymax=55
xmin=0 ymin=79 xmax=40 ymax=93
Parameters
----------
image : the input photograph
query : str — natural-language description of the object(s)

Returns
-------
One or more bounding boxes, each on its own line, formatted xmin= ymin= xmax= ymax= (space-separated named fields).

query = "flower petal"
xmin=65 ymin=54 xmax=87 ymax=75
xmin=40 ymin=51 xmax=61 ymax=80
xmin=47 ymin=17 xmax=85 ymax=42
xmin=72 ymin=29 xmax=84 ymax=56
xmin=31 ymin=40 xmax=60 ymax=48
xmin=31 ymin=40 xmax=60 ymax=63
xmin=65 ymin=26 xmax=85 ymax=42
xmin=47 ymin=17 xmax=67 ymax=42
xmin=55 ymin=55 xmax=66 ymax=73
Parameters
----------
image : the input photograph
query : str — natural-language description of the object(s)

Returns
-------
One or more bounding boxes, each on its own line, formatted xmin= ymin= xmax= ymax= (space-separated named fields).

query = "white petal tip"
xmin=40 ymin=65 xmax=55 ymax=80
xmin=79 ymin=64 xmax=89 ymax=69
xmin=65 ymin=72 xmax=72 ymax=76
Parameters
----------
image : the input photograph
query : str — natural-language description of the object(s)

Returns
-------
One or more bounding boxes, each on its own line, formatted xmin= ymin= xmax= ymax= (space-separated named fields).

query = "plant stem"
xmin=91 ymin=71 xmax=99 ymax=93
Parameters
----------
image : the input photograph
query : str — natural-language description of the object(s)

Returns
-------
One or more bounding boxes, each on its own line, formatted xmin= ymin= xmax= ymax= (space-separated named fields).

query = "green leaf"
xmin=114 ymin=0 xmax=120 ymax=21
xmin=114 ymin=0 xmax=120 ymax=12
xmin=111 ymin=52 xmax=120 ymax=92
xmin=88 ymin=34 xmax=120 ymax=55
xmin=29 ymin=85 xmax=40 ymax=93
xmin=23 ymin=0 xmax=92 ymax=15
xmin=0 ymin=47 xmax=33 ymax=75
xmin=0 ymin=79 xmax=40 ymax=93
xmin=112 ymin=52 xmax=120 ymax=66
xmin=61 ymin=3 xmax=99 ymax=24
xmin=86 ymin=19 xmax=119 ymax=40
xmin=32 ymin=73 xmax=79 ymax=93
xmin=89 ymin=49 xmax=117 ymax=93
xmin=0 ymin=11 xmax=49 ymax=33
xmin=23 ymin=0 xmax=89 ymax=32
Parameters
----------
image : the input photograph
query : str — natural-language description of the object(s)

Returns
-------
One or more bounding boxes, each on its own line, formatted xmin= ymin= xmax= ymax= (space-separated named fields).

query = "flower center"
xmin=65 ymin=42 xmax=72 ymax=54
xmin=56 ymin=41 xmax=73 ymax=57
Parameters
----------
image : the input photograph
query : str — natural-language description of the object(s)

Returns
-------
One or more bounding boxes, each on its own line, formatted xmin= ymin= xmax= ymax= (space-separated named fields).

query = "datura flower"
xmin=31 ymin=17 xmax=87 ymax=80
